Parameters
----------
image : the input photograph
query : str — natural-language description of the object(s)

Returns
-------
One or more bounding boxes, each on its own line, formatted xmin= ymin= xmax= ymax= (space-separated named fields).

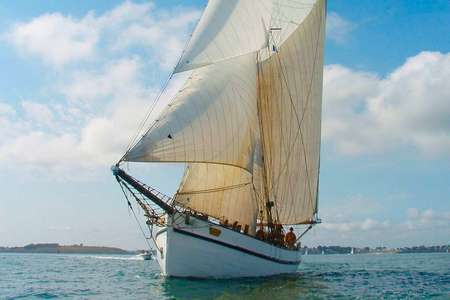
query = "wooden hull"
xmin=154 ymin=212 xmax=301 ymax=278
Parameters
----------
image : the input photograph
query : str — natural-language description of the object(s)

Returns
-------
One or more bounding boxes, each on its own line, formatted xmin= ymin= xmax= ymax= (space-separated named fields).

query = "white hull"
xmin=154 ymin=212 xmax=301 ymax=278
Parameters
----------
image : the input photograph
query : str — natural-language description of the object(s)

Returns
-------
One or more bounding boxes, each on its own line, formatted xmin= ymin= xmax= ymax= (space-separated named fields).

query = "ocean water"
xmin=0 ymin=253 xmax=448 ymax=299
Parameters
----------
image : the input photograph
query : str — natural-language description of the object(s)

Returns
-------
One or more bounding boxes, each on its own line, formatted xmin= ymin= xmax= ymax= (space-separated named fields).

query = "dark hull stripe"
xmin=173 ymin=227 xmax=301 ymax=265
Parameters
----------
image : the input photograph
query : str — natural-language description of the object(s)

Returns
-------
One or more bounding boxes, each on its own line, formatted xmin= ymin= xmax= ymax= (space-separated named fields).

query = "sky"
xmin=0 ymin=0 xmax=449 ymax=250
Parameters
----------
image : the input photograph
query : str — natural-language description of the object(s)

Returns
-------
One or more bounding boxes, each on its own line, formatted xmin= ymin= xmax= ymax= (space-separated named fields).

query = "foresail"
xmin=123 ymin=52 xmax=259 ymax=171
xmin=175 ymin=163 xmax=258 ymax=234
xmin=257 ymin=0 xmax=326 ymax=224
xmin=175 ymin=0 xmax=317 ymax=73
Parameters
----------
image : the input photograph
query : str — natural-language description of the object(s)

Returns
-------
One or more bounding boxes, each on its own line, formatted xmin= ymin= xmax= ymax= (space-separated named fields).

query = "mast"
xmin=256 ymin=51 xmax=275 ymax=229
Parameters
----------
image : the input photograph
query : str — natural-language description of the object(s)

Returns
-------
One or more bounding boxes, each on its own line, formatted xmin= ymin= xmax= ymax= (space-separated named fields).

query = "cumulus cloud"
xmin=0 ymin=103 xmax=16 ymax=116
xmin=2 ymin=2 xmax=449 ymax=176
xmin=5 ymin=1 xmax=199 ymax=67
xmin=321 ymin=218 xmax=390 ymax=233
xmin=21 ymin=101 xmax=55 ymax=128
xmin=326 ymin=12 xmax=355 ymax=43
xmin=0 ymin=2 xmax=196 ymax=174
xmin=405 ymin=207 xmax=450 ymax=228
xmin=0 ymin=59 xmax=148 ymax=171
xmin=303 ymin=201 xmax=450 ymax=247
xmin=317 ymin=196 xmax=389 ymax=233
xmin=6 ymin=13 xmax=98 ymax=66
xmin=323 ymin=51 xmax=450 ymax=157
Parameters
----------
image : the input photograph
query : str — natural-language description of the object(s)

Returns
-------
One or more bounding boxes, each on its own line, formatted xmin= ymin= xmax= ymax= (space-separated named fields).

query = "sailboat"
xmin=113 ymin=0 xmax=326 ymax=278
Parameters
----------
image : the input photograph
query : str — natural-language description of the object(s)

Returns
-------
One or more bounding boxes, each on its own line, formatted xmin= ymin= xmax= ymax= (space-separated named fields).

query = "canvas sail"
xmin=174 ymin=0 xmax=317 ymax=73
xmin=257 ymin=0 xmax=326 ymax=224
xmin=123 ymin=52 xmax=259 ymax=171
xmin=122 ymin=0 xmax=326 ymax=227
xmin=175 ymin=163 xmax=258 ymax=234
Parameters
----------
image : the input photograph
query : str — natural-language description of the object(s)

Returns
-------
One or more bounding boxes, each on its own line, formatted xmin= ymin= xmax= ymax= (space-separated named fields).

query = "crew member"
xmin=256 ymin=224 xmax=265 ymax=240
xmin=285 ymin=227 xmax=297 ymax=249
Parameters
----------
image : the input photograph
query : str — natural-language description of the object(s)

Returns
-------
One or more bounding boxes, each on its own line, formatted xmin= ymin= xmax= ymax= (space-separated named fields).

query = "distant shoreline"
xmin=0 ymin=243 xmax=135 ymax=255
xmin=1 ymin=243 xmax=447 ymax=255
xmin=299 ymin=245 xmax=449 ymax=255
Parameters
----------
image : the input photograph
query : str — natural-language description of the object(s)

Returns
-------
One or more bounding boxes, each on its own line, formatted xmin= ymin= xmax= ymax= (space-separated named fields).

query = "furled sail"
xmin=175 ymin=0 xmax=317 ymax=73
xmin=257 ymin=0 xmax=326 ymax=224
xmin=123 ymin=52 xmax=259 ymax=171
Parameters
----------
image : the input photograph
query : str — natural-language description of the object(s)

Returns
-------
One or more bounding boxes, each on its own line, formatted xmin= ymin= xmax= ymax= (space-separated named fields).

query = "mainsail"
xmin=121 ymin=0 xmax=326 ymax=228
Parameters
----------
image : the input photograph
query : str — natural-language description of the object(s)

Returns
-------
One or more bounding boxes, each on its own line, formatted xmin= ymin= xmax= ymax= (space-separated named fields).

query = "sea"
xmin=0 ymin=253 xmax=448 ymax=299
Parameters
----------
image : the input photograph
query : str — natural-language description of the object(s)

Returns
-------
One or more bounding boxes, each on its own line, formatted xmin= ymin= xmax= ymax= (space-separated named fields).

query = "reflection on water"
xmin=161 ymin=273 xmax=329 ymax=300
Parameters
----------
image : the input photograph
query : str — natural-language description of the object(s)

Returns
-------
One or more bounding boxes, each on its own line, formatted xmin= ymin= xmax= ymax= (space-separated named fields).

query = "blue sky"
xmin=0 ymin=1 xmax=449 ymax=249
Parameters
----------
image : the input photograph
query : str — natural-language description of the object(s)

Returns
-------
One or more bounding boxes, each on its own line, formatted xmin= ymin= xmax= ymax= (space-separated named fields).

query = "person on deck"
xmin=256 ymin=225 xmax=265 ymax=240
xmin=285 ymin=227 xmax=296 ymax=249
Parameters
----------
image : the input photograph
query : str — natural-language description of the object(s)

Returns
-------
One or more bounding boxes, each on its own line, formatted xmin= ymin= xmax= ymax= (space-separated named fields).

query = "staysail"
xmin=121 ymin=0 xmax=326 ymax=227
xmin=174 ymin=0 xmax=317 ymax=73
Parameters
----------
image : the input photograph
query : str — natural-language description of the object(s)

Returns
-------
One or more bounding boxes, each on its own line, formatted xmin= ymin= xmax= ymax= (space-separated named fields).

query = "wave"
xmin=87 ymin=255 xmax=149 ymax=261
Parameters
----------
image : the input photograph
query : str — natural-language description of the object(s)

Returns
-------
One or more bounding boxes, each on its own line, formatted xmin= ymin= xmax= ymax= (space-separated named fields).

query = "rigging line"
xmin=121 ymin=69 xmax=173 ymax=163
xmin=178 ymin=182 xmax=251 ymax=195
xmin=116 ymin=179 xmax=153 ymax=249
xmin=251 ymin=180 xmax=262 ymax=218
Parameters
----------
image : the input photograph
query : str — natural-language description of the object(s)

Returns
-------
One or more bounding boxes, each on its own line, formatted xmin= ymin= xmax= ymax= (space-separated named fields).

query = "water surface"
xmin=1 ymin=253 xmax=448 ymax=299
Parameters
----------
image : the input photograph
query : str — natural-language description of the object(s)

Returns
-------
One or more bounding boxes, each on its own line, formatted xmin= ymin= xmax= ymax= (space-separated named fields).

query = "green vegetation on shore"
xmin=0 ymin=243 xmax=131 ymax=254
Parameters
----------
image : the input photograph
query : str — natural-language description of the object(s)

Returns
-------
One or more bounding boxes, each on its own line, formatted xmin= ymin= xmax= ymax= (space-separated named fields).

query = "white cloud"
xmin=317 ymin=196 xmax=389 ymax=233
xmin=321 ymin=218 xmax=390 ymax=233
xmin=21 ymin=101 xmax=55 ymax=127
xmin=0 ymin=103 xmax=16 ymax=116
xmin=0 ymin=1 xmax=196 ymax=175
xmin=405 ymin=207 xmax=450 ymax=227
xmin=0 ymin=59 xmax=146 ymax=170
xmin=323 ymin=51 xmax=450 ymax=157
xmin=0 ymin=56 xmax=188 ymax=175
xmin=7 ymin=12 xmax=98 ymax=66
xmin=5 ymin=1 xmax=200 ymax=68
xmin=326 ymin=12 xmax=355 ymax=43
xmin=302 ymin=204 xmax=450 ymax=247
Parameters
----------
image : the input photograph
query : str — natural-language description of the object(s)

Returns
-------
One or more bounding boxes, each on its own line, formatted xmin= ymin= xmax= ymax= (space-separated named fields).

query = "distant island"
xmin=300 ymin=245 xmax=449 ymax=255
xmin=0 ymin=243 xmax=131 ymax=255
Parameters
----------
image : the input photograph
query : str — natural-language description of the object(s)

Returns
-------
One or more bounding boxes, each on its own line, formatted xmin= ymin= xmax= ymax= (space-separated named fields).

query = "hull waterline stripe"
xmin=173 ymin=227 xmax=301 ymax=265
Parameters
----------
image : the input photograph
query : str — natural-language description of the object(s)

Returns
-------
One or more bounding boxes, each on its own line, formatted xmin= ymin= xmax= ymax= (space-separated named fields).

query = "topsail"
xmin=122 ymin=0 xmax=326 ymax=227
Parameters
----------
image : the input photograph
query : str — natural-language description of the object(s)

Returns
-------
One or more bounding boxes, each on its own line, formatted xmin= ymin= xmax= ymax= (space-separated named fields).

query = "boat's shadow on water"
xmin=160 ymin=272 xmax=329 ymax=300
